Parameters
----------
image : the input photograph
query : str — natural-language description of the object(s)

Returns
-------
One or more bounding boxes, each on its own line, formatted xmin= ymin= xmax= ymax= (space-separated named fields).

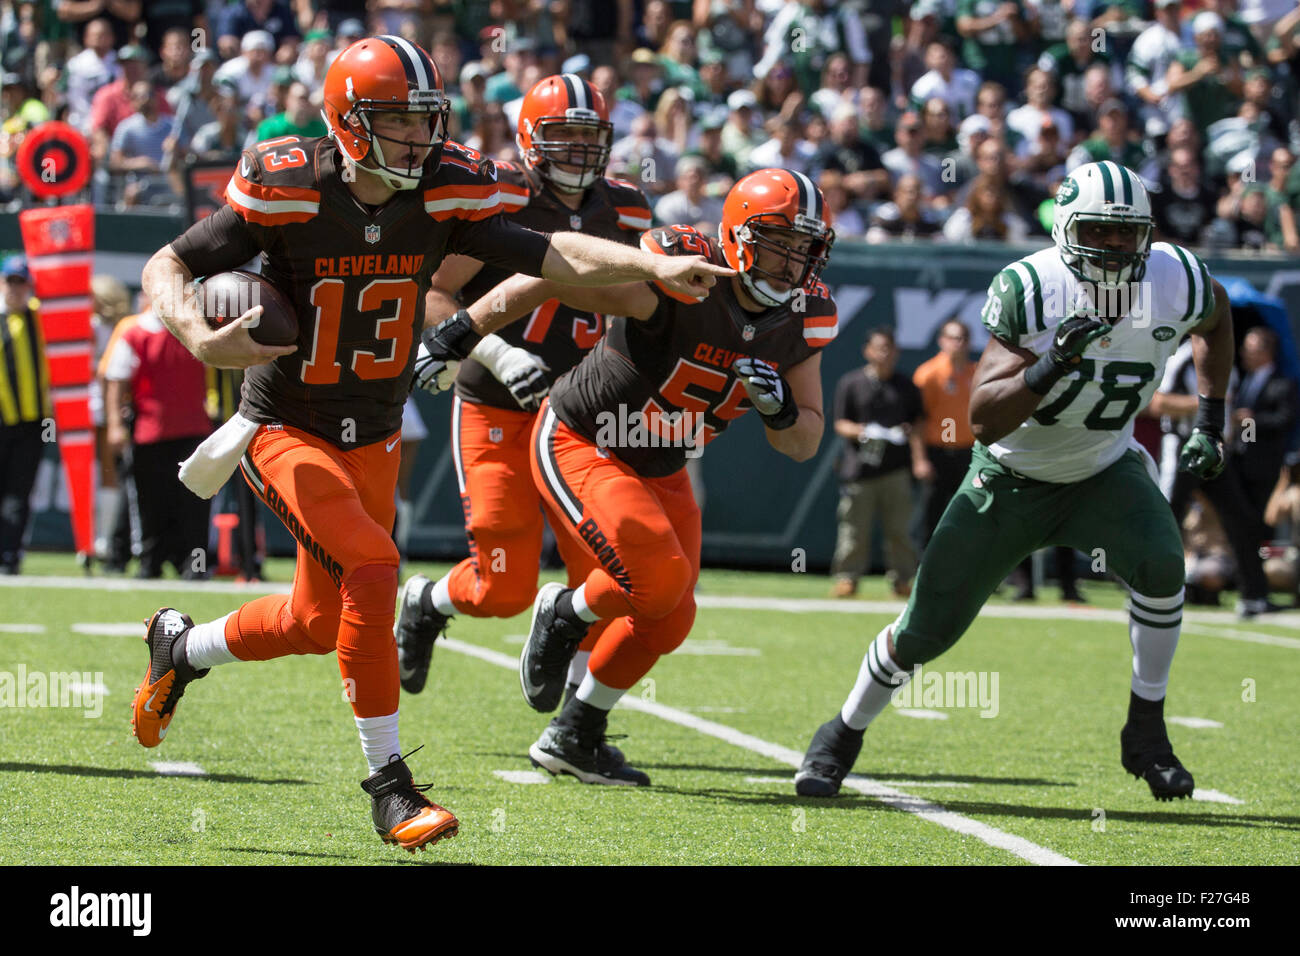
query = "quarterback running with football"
xmin=394 ymin=73 xmax=653 ymax=714
xmin=437 ymin=168 xmax=838 ymax=784
xmin=795 ymin=161 xmax=1233 ymax=802
xmin=130 ymin=35 xmax=730 ymax=851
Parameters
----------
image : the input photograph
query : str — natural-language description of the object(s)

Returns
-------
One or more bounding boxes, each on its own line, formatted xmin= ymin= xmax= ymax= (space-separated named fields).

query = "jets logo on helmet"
xmin=1051 ymin=161 xmax=1153 ymax=287
xmin=719 ymin=169 xmax=835 ymax=309
xmin=322 ymin=35 xmax=450 ymax=191
xmin=517 ymin=74 xmax=613 ymax=192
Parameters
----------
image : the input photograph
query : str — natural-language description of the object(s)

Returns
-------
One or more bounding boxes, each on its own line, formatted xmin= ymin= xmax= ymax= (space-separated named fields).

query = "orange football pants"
xmin=446 ymin=396 xmax=590 ymax=618
xmin=530 ymin=401 xmax=700 ymax=690
xmin=224 ymin=424 xmax=402 ymax=718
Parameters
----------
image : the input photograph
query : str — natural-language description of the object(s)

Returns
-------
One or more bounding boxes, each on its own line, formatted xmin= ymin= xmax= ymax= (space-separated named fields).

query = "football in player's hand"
xmin=201 ymin=270 xmax=299 ymax=346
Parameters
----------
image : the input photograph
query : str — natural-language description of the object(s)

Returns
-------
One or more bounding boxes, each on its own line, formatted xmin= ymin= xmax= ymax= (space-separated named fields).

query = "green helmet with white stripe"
xmin=1051 ymin=161 xmax=1153 ymax=287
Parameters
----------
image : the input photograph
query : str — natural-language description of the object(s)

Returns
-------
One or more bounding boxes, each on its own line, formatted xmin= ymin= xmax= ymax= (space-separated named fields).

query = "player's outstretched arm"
xmin=465 ymin=274 xmax=659 ymax=333
xmin=542 ymin=231 xmax=735 ymax=300
xmin=141 ymin=245 xmax=297 ymax=370
xmin=970 ymin=314 xmax=1112 ymax=445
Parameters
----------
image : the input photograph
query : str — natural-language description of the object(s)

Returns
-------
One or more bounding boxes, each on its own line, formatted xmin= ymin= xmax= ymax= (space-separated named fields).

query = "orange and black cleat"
xmin=361 ymin=748 xmax=459 ymax=852
xmin=130 ymin=608 xmax=207 ymax=748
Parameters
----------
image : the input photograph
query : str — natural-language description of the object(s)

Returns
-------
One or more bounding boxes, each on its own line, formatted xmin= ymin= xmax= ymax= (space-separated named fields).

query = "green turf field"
xmin=1 ymin=554 xmax=1297 ymax=865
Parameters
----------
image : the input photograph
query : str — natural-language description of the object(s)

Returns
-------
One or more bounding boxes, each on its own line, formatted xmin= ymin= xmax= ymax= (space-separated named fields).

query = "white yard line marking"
xmin=67 ymin=681 xmax=108 ymax=697
xmin=673 ymin=640 xmax=760 ymax=656
xmin=0 ymin=623 xmax=46 ymax=633
xmin=442 ymin=637 xmax=1080 ymax=866
xmin=72 ymin=623 xmax=145 ymax=636
xmin=895 ymin=709 xmax=950 ymax=720
xmin=150 ymin=761 xmax=207 ymax=777
xmin=493 ymin=769 xmax=550 ymax=785
xmin=1181 ymin=623 xmax=1300 ymax=651
xmin=1192 ymin=789 xmax=1244 ymax=805
xmin=683 ymin=706 xmax=747 ymax=713
xmin=0 ymin=575 xmax=289 ymax=595
xmin=694 ymin=594 xmax=1300 ymax=633
xmin=1168 ymin=716 xmax=1223 ymax=729
xmin=745 ymin=775 xmax=972 ymax=788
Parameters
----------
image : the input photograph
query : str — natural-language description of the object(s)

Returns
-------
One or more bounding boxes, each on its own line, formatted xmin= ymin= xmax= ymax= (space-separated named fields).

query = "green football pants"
xmin=893 ymin=443 xmax=1185 ymax=666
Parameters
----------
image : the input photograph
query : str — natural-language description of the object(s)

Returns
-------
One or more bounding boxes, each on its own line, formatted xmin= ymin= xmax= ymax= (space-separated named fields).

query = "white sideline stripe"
xmin=1181 ymin=623 xmax=1300 ymax=650
xmin=72 ymin=623 xmax=145 ymax=636
xmin=442 ymin=637 xmax=1080 ymax=866
xmin=68 ymin=681 xmax=108 ymax=696
xmin=895 ymin=708 xmax=950 ymax=720
xmin=1192 ymin=789 xmax=1243 ymax=805
xmin=745 ymin=775 xmax=972 ymax=789
xmin=150 ymin=761 xmax=206 ymax=777
xmin=0 ymin=623 xmax=45 ymax=633
xmin=493 ymin=769 xmax=550 ymax=785
xmin=1168 ymin=716 xmax=1224 ymax=729
xmin=673 ymin=640 xmax=760 ymax=656
xmin=0 ymin=575 xmax=291 ymax=595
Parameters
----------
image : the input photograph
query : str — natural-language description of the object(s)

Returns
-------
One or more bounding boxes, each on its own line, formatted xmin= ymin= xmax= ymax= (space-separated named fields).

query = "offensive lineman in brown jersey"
xmin=128 ymin=35 xmax=731 ymax=851
xmin=436 ymin=169 xmax=838 ymax=784
xmin=393 ymin=74 xmax=654 ymax=716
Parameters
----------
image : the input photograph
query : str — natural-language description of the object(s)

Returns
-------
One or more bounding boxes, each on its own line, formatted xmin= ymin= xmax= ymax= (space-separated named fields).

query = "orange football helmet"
xmin=719 ymin=168 xmax=835 ymax=308
xmin=516 ymin=73 xmax=613 ymax=192
xmin=322 ymin=34 xmax=450 ymax=190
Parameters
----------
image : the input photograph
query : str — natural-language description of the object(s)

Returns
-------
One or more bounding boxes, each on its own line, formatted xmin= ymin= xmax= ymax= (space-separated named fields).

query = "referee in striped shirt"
xmin=0 ymin=255 xmax=52 ymax=574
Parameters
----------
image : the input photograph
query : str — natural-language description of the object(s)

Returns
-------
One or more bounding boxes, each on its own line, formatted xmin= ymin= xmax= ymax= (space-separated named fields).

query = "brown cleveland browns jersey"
xmin=550 ymin=224 xmax=838 ymax=478
xmin=453 ymin=160 xmax=652 ymax=410
xmin=169 ymin=136 xmax=553 ymax=448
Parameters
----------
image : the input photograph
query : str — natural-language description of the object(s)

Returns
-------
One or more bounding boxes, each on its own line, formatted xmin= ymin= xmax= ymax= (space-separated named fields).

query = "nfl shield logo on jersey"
xmin=365 ymin=224 xmax=381 ymax=244
xmin=570 ymin=214 xmax=582 ymax=230
xmin=489 ymin=427 xmax=503 ymax=443
xmin=742 ymin=324 xmax=755 ymax=341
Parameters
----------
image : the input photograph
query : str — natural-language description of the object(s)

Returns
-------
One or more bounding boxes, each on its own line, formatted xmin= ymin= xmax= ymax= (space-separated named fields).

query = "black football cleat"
xmin=519 ymin=583 xmax=587 ymax=712
xmin=395 ymin=574 xmax=451 ymax=694
xmin=131 ymin=608 xmax=207 ymax=748
xmin=1121 ymin=704 xmax=1195 ymax=802
xmin=562 ymin=681 xmax=626 ymax=767
xmin=794 ymin=715 xmax=864 ymax=797
xmin=528 ymin=723 xmax=650 ymax=786
xmin=360 ymin=747 xmax=459 ymax=852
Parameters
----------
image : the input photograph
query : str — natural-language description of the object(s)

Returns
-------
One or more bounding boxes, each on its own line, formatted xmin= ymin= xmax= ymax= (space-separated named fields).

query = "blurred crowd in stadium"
xmin=0 ymin=0 xmax=1299 ymax=250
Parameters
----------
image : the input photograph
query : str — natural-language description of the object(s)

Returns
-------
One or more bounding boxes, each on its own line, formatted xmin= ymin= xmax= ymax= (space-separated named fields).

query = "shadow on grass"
xmin=639 ymin=763 xmax=1072 ymax=788
xmin=0 ymin=761 xmax=312 ymax=786
xmin=217 ymin=845 xmax=476 ymax=864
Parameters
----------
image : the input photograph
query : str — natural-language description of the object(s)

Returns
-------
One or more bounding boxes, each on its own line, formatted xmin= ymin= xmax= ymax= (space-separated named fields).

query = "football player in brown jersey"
xmin=393 ymin=74 xmax=654 ymax=715
xmin=129 ymin=35 xmax=732 ymax=850
xmin=443 ymin=168 xmax=838 ymax=784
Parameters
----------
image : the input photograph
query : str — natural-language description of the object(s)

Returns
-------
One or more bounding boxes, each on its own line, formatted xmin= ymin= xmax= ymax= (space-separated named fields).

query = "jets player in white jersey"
xmin=796 ymin=160 xmax=1235 ymax=802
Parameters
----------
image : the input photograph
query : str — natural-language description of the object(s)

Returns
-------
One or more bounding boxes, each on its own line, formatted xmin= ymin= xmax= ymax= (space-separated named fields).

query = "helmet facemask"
xmin=331 ymin=86 xmax=451 ymax=191
xmin=1059 ymin=212 xmax=1153 ymax=287
xmin=732 ymin=214 xmax=835 ymax=308
xmin=520 ymin=112 xmax=613 ymax=192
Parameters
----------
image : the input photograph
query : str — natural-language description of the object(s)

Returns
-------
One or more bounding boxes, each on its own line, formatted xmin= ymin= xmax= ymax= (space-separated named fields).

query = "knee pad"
xmin=281 ymin=603 xmax=336 ymax=656
xmin=892 ymin=622 xmax=960 ymax=668
xmin=631 ymin=551 xmax=694 ymax=620
xmin=1130 ymin=552 xmax=1186 ymax=600
xmin=340 ymin=563 xmax=399 ymax=623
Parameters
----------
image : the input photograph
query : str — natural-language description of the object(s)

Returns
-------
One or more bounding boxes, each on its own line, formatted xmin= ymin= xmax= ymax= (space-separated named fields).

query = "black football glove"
xmin=1178 ymin=396 xmax=1227 ymax=480
xmin=732 ymin=356 xmax=798 ymax=430
xmin=413 ymin=309 xmax=483 ymax=395
xmin=1024 ymin=313 xmax=1112 ymax=395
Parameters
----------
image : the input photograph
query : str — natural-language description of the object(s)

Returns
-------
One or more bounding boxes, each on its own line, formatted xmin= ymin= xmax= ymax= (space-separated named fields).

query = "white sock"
xmin=575 ymin=671 xmax=625 ymax=710
xmin=571 ymin=583 xmax=600 ymax=623
xmin=567 ymin=649 xmax=591 ymax=687
xmin=355 ymin=711 xmax=402 ymax=775
xmin=841 ymin=622 xmax=911 ymax=731
xmin=430 ymin=573 xmax=456 ymax=616
xmin=1129 ymin=588 xmax=1183 ymax=701
xmin=184 ymin=613 xmax=238 ymax=669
